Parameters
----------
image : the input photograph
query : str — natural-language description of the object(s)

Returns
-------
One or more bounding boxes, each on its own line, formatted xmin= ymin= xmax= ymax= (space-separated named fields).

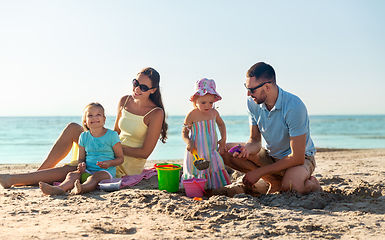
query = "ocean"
xmin=0 ymin=115 xmax=384 ymax=164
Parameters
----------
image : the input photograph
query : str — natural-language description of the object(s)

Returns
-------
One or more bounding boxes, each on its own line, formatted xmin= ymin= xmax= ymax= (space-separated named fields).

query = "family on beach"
xmin=0 ymin=62 xmax=322 ymax=196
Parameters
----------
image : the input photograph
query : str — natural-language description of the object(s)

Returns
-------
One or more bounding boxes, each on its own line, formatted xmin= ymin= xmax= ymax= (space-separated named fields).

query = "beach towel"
xmin=118 ymin=167 xmax=157 ymax=188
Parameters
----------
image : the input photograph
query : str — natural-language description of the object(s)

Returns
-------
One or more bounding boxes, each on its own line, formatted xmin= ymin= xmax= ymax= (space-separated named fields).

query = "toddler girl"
xmin=182 ymin=78 xmax=231 ymax=192
xmin=39 ymin=102 xmax=124 ymax=195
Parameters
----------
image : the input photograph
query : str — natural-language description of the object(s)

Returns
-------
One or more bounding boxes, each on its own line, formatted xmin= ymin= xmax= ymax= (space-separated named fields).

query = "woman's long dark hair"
xmin=139 ymin=67 xmax=168 ymax=143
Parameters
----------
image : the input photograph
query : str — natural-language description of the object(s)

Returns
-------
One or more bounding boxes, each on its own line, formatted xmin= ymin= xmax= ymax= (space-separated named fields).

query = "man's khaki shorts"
xmin=256 ymin=148 xmax=316 ymax=177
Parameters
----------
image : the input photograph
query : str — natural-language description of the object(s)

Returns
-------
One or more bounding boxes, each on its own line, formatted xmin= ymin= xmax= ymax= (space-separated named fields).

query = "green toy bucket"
xmin=154 ymin=163 xmax=181 ymax=193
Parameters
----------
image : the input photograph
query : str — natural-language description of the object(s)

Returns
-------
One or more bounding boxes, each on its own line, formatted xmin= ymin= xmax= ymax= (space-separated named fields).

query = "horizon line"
xmin=1 ymin=114 xmax=385 ymax=118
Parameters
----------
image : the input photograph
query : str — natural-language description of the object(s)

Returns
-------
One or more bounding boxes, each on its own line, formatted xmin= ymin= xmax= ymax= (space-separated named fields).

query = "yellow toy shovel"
xmin=192 ymin=149 xmax=210 ymax=170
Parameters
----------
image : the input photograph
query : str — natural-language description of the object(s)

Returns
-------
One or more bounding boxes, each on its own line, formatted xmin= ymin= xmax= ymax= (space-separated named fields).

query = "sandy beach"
xmin=1 ymin=148 xmax=385 ymax=239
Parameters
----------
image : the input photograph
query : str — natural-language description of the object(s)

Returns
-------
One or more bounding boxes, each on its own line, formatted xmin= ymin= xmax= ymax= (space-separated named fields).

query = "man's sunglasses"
xmin=132 ymin=79 xmax=157 ymax=92
xmin=244 ymin=81 xmax=271 ymax=94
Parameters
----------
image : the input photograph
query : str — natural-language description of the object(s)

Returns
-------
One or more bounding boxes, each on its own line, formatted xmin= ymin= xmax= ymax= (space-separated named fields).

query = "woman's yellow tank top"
xmin=115 ymin=102 xmax=160 ymax=177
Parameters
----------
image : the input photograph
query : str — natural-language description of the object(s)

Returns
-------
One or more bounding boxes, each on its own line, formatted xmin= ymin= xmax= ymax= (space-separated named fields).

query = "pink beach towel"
xmin=119 ymin=167 xmax=157 ymax=188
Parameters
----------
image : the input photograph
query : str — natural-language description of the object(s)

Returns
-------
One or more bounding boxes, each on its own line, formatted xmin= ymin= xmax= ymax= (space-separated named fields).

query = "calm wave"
xmin=0 ymin=115 xmax=384 ymax=164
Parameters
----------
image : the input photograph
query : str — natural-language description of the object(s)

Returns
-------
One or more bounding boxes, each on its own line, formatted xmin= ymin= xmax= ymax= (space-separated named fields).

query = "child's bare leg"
xmin=39 ymin=182 xmax=66 ymax=195
xmin=39 ymin=171 xmax=81 ymax=195
xmin=72 ymin=179 xmax=82 ymax=195
xmin=0 ymin=165 xmax=77 ymax=188
xmin=71 ymin=171 xmax=111 ymax=194
xmin=38 ymin=123 xmax=83 ymax=170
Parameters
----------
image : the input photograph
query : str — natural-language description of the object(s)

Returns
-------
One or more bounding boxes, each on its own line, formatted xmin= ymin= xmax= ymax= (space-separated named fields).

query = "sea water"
xmin=0 ymin=115 xmax=384 ymax=164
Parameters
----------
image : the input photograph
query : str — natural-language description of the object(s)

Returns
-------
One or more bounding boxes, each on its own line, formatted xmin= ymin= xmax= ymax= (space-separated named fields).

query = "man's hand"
xmin=242 ymin=168 xmax=261 ymax=187
xmin=229 ymin=145 xmax=250 ymax=159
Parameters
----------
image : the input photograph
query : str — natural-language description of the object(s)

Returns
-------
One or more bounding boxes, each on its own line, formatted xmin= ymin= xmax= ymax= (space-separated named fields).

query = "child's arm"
xmin=97 ymin=142 xmax=124 ymax=169
xmin=182 ymin=111 xmax=195 ymax=152
xmin=215 ymin=109 xmax=227 ymax=154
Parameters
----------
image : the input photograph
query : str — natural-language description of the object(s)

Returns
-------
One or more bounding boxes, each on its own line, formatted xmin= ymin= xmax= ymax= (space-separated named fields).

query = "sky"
xmin=1 ymin=0 xmax=384 ymax=117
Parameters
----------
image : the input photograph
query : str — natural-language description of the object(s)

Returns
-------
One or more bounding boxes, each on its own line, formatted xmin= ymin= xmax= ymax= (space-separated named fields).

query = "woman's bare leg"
xmin=1 ymin=122 xmax=83 ymax=189
xmin=0 ymin=165 xmax=77 ymax=188
xmin=38 ymin=123 xmax=83 ymax=170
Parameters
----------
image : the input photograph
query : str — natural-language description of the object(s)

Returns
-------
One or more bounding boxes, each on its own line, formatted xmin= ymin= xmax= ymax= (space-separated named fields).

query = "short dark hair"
xmin=246 ymin=62 xmax=276 ymax=84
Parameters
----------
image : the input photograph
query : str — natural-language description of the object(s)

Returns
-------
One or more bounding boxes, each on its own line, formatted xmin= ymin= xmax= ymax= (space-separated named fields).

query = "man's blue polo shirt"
xmin=247 ymin=86 xmax=316 ymax=159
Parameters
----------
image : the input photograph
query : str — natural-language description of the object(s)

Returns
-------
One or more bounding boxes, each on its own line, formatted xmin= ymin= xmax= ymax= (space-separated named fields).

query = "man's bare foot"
xmin=309 ymin=176 xmax=323 ymax=192
xmin=267 ymin=184 xmax=283 ymax=194
xmin=0 ymin=174 xmax=13 ymax=188
xmin=39 ymin=182 xmax=65 ymax=195
xmin=265 ymin=179 xmax=283 ymax=194
xmin=71 ymin=179 xmax=82 ymax=195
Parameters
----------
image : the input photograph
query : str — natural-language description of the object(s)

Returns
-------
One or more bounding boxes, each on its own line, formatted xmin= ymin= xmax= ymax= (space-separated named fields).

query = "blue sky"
xmin=1 ymin=0 xmax=384 ymax=117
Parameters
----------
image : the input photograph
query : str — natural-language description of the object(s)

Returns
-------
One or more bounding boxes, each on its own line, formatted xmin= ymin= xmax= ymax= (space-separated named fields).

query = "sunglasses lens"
xmin=133 ymin=79 xmax=150 ymax=92
xmin=140 ymin=85 xmax=149 ymax=92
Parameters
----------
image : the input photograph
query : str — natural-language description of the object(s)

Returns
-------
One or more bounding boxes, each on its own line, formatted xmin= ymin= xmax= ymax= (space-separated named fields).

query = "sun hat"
xmin=189 ymin=78 xmax=222 ymax=102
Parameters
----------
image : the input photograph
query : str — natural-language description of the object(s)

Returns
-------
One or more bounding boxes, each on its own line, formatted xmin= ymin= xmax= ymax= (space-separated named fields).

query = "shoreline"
xmin=1 ymin=148 xmax=384 ymax=167
xmin=1 ymin=148 xmax=385 ymax=239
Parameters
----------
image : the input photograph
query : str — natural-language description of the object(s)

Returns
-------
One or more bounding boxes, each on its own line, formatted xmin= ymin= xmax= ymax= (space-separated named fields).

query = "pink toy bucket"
xmin=182 ymin=177 xmax=207 ymax=198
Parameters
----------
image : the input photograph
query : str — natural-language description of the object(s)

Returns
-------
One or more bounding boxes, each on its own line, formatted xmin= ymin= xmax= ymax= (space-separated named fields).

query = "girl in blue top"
xmin=39 ymin=103 xmax=124 ymax=195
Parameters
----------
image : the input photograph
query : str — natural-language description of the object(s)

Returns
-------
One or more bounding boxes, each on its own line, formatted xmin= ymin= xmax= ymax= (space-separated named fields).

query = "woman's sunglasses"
xmin=132 ymin=79 xmax=157 ymax=92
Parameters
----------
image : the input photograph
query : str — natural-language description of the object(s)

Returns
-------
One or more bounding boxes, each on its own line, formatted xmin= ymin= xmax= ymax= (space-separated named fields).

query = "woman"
xmin=0 ymin=67 xmax=167 ymax=188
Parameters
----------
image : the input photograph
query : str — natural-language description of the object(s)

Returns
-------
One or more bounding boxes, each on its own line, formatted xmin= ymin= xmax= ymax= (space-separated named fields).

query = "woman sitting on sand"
xmin=0 ymin=67 xmax=168 ymax=188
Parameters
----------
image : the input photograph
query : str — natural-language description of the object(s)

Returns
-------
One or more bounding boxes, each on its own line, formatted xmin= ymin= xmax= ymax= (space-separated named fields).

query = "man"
xmin=222 ymin=62 xmax=321 ymax=194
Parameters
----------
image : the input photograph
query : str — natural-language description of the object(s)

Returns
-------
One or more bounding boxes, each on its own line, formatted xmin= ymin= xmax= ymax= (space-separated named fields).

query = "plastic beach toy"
xmin=192 ymin=149 xmax=210 ymax=170
xmin=182 ymin=177 xmax=207 ymax=198
xmin=229 ymin=144 xmax=242 ymax=154
xmin=99 ymin=179 xmax=122 ymax=192
xmin=80 ymin=172 xmax=92 ymax=183
xmin=154 ymin=163 xmax=181 ymax=193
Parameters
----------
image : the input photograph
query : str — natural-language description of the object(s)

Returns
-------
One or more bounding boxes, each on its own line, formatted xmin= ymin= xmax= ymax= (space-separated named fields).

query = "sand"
xmin=1 ymin=148 xmax=385 ymax=239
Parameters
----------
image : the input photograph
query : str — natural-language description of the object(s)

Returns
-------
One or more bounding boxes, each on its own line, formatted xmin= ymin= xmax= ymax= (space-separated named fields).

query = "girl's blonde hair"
xmin=191 ymin=95 xmax=198 ymax=108
xmin=82 ymin=102 xmax=105 ymax=131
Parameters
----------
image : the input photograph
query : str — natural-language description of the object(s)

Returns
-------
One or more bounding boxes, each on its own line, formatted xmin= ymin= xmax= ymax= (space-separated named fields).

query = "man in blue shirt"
xmin=223 ymin=62 xmax=322 ymax=194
